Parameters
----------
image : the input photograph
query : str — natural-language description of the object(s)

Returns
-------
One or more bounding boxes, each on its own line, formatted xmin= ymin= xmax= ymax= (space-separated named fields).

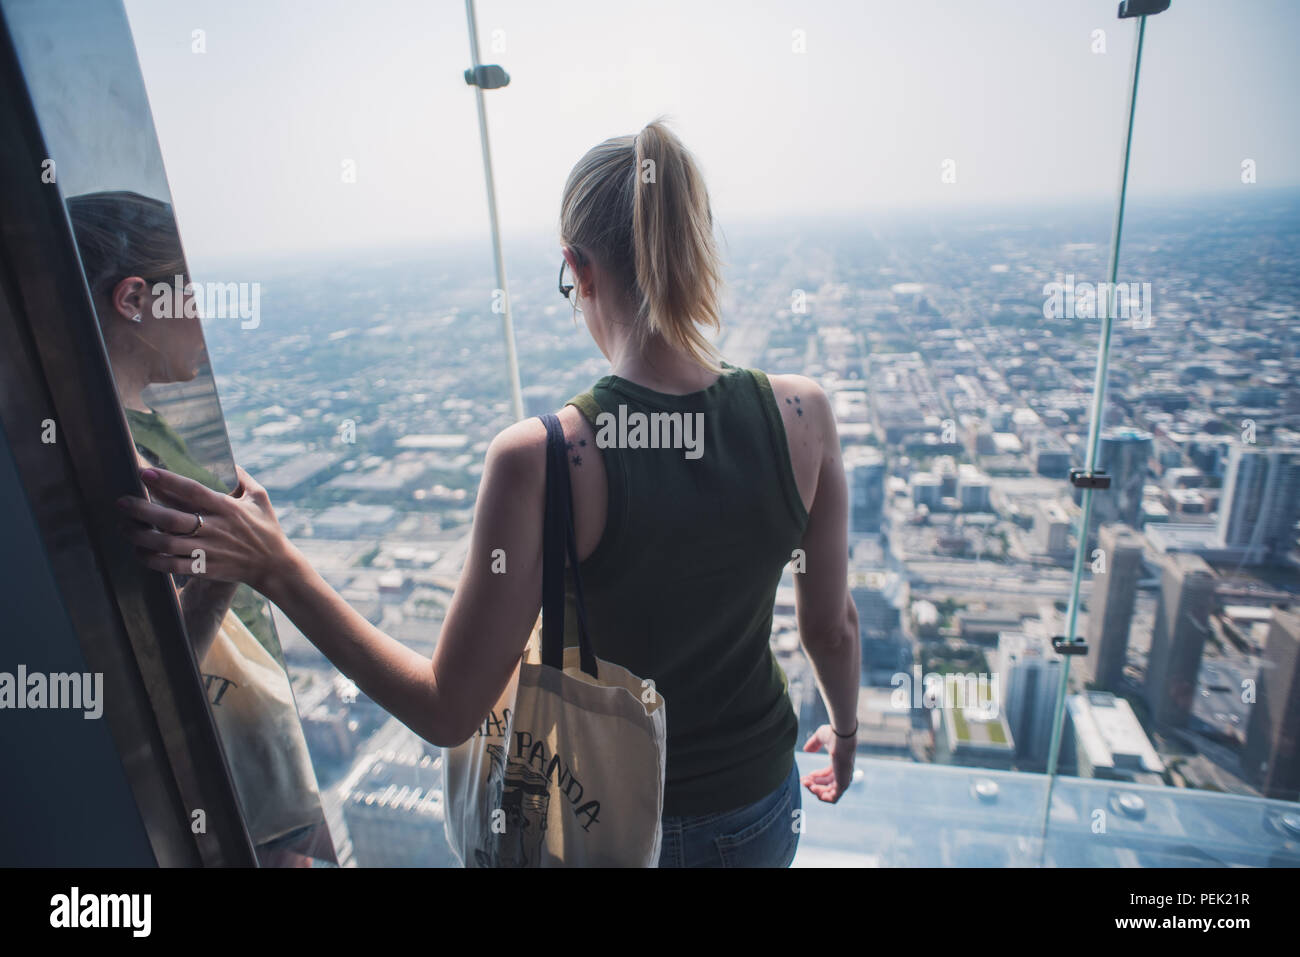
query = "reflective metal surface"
xmin=0 ymin=5 xmax=248 ymax=868
xmin=2 ymin=0 xmax=335 ymax=865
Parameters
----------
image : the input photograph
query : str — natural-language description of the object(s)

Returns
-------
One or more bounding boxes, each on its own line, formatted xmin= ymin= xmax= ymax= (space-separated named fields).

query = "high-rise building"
xmin=1085 ymin=524 xmax=1146 ymax=690
xmin=997 ymin=632 xmax=1062 ymax=770
xmin=851 ymin=571 xmax=907 ymax=685
xmin=1242 ymin=607 xmax=1300 ymax=801
xmin=1066 ymin=692 xmax=1165 ymax=785
xmin=1187 ymin=434 xmax=1235 ymax=480
xmin=910 ymin=471 xmax=942 ymax=509
xmin=1216 ymin=446 xmax=1300 ymax=565
xmin=1030 ymin=434 xmax=1073 ymax=479
xmin=844 ymin=445 xmax=886 ymax=533
xmin=1145 ymin=553 xmax=1216 ymax=727
xmin=851 ymin=571 xmax=902 ymax=637
xmin=934 ymin=456 xmax=959 ymax=498
xmin=1033 ymin=500 xmax=1072 ymax=556
xmin=1086 ymin=427 xmax=1153 ymax=539
xmin=343 ymin=749 xmax=457 ymax=867
xmin=956 ymin=464 xmax=992 ymax=511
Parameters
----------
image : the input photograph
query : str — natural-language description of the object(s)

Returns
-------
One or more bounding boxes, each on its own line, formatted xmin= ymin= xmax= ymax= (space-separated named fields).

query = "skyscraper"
xmin=851 ymin=570 xmax=906 ymax=685
xmin=1216 ymin=446 xmax=1300 ymax=565
xmin=956 ymin=464 xmax=992 ymax=511
xmin=1242 ymin=607 xmax=1300 ymax=801
xmin=1085 ymin=427 xmax=1153 ymax=540
xmin=343 ymin=749 xmax=457 ymax=867
xmin=1145 ymin=553 xmax=1216 ymax=727
xmin=844 ymin=445 xmax=886 ymax=533
xmin=1086 ymin=524 xmax=1146 ymax=690
xmin=998 ymin=632 xmax=1062 ymax=770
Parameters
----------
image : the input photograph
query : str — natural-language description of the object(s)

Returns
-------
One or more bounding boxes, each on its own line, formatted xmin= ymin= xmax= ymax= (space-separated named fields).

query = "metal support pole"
xmin=464 ymin=0 xmax=524 ymax=421
xmin=1038 ymin=13 xmax=1148 ymax=863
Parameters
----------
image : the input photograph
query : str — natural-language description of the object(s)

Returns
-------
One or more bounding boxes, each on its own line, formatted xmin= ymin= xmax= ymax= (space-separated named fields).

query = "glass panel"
xmin=121 ymin=0 xmax=497 ymax=867
xmin=3 ymin=0 xmax=335 ymax=865
xmin=1063 ymin=1 xmax=1300 ymax=821
xmin=789 ymin=752 xmax=1300 ymax=866
xmin=112 ymin=0 xmax=1298 ymax=868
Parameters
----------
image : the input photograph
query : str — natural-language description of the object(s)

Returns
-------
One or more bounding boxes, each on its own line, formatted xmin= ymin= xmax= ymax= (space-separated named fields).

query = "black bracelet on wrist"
xmin=832 ymin=721 xmax=858 ymax=739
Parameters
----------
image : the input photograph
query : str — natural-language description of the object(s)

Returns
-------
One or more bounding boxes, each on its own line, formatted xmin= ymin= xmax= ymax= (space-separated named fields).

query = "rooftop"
xmin=1068 ymin=692 xmax=1165 ymax=774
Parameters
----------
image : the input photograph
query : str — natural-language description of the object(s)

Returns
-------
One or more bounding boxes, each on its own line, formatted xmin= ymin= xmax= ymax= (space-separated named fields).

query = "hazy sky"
xmin=122 ymin=0 xmax=1300 ymax=263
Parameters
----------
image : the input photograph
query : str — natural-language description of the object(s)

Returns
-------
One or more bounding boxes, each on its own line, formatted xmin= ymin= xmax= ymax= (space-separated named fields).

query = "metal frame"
xmin=0 ymin=7 xmax=256 ymax=866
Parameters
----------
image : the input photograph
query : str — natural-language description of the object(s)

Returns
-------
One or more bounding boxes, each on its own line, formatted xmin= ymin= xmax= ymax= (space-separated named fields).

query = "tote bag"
xmin=442 ymin=412 xmax=667 ymax=867
xmin=200 ymin=610 xmax=325 ymax=847
xmin=125 ymin=429 xmax=323 ymax=848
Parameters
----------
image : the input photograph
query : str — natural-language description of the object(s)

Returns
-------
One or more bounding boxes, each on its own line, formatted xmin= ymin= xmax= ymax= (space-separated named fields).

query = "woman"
xmin=120 ymin=120 xmax=861 ymax=868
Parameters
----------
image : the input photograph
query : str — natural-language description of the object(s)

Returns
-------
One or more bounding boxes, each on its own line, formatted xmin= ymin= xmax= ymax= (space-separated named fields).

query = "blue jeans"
xmin=657 ymin=761 xmax=801 ymax=867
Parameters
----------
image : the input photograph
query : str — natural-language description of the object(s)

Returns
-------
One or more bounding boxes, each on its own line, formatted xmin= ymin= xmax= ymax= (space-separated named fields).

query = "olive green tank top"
xmin=563 ymin=362 xmax=809 ymax=817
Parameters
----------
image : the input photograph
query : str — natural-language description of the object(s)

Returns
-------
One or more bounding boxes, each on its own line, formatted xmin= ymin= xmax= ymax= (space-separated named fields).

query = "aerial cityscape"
xmin=198 ymin=189 xmax=1300 ymax=866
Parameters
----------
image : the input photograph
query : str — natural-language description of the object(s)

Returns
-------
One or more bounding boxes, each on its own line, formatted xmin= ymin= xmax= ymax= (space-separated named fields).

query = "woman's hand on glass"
xmin=117 ymin=465 xmax=295 ymax=595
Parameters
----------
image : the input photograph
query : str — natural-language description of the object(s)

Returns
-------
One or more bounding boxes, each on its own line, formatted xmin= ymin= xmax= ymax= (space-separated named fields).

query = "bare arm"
xmin=774 ymin=376 xmax=860 ymax=802
xmin=791 ymin=387 xmax=859 ymax=737
xmin=119 ymin=418 xmax=549 ymax=748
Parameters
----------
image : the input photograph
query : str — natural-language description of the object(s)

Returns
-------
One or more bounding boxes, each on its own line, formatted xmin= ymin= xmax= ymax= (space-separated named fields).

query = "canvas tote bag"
xmin=442 ymin=412 xmax=667 ymax=867
xmin=200 ymin=610 xmax=325 ymax=847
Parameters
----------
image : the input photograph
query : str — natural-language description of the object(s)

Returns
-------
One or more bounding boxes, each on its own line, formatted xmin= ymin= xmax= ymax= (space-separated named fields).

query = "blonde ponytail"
xmin=560 ymin=118 xmax=724 ymax=373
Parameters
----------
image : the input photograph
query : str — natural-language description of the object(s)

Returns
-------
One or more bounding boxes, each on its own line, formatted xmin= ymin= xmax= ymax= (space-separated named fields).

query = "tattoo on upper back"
xmin=565 ymin=437 xmax=588 ymax=466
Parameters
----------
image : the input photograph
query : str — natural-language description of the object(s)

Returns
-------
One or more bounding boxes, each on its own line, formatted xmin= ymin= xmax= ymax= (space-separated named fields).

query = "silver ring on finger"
xmin=182 ymin=512 xmax=204 ymax=537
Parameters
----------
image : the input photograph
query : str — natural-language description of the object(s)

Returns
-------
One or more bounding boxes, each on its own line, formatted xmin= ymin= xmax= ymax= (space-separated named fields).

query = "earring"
xmin=130 ymin=314 xmax=142 ymax=323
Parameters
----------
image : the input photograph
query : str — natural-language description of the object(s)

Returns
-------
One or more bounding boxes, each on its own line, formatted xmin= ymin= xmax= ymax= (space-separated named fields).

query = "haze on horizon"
xmin=123 ymin=0 xmax=1300 ymax=266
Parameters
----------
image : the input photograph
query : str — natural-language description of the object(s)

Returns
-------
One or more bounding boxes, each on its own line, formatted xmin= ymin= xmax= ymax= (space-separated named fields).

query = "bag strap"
xmin=539 ymin=412 xmax=598 ymax=677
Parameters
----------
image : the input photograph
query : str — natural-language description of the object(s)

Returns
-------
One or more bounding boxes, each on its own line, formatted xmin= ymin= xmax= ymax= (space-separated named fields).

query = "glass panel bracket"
xmin=1117 ymin=0 xmax=1170 ymax=18
xmin=1051 ymin=637 xmax=1090 ymax=656
xmin=1067 ymin=468 xmax=1111 ymax=490
xmin=464 ymin=64 xmax=509 ymax=89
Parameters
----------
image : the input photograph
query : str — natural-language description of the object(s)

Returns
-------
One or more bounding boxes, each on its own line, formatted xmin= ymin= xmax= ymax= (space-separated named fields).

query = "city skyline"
xmin=178 ymin=187 xmax=1300 ymax=847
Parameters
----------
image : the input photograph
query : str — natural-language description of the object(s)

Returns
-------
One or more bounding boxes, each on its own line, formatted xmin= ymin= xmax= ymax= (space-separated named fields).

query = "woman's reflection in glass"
xmin=68 ymin=191 xmax=235 ymax=644
xmin=68 ymin=191 xmax=328 ymax=865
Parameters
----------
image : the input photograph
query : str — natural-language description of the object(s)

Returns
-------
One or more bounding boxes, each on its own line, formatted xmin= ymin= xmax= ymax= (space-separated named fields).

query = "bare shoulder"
xmin=762 ymin=372 xmax=834 ymax=513
xmin=766 ymin=373 xmax=833 ymax=437
xmin=767 ymin=372 xmax=827 ymax=404
xmin=558 ymin=403 xmax=597 ymax=444
xmin=484 ymin=417 xmax=547 ymax=484
xmin=484 ymin=408 xmax=598 ymax=477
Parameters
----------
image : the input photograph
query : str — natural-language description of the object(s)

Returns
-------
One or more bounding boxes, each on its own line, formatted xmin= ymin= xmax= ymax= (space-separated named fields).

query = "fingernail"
xmin=141 ymin=469 xmax=158 ymax=481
